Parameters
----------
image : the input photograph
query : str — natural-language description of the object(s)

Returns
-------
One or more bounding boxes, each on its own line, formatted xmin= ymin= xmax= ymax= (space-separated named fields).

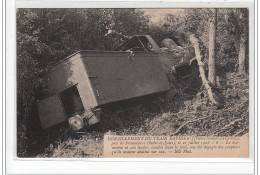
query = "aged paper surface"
xmin=104 ymin=135 xmax=249 ymax=157
xmin=5 ymin=0 xmax=255 ymax=174
xmin=16 ymin=8 xmax=250 ymax=159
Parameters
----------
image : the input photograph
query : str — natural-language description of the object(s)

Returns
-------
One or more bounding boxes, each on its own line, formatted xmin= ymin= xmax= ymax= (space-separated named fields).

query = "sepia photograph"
xmin=16 ymin=8 xmax=250 ymax=158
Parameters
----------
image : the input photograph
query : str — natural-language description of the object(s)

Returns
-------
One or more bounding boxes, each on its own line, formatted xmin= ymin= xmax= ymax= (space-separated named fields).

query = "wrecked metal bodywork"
xmin=38 ymin=35 xmax=199 ymax=130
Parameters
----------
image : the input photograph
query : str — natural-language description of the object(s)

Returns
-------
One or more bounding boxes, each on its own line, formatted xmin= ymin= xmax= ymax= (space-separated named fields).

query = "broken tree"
xmin=189 ymin=34 xmax=218 ymax=105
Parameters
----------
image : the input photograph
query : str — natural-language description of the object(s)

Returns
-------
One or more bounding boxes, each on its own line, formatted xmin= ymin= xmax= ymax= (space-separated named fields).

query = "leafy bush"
xmin=17 ymin=8 xmax=249 ymax=157
xmin=17 ymin=8 xmax=150 ymax=157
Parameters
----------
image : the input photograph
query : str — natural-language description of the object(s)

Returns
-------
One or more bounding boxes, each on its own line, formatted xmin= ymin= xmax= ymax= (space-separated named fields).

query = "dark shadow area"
xmin=59 ymin=85 xmax=85 ymax=118
xmin=18 ymin=60 xmax=74 ymax=157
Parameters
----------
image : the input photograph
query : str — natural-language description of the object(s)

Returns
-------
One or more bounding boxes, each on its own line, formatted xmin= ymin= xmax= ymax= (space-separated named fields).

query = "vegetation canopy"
xmin=17 ymin=8 xmax=249 ymax=157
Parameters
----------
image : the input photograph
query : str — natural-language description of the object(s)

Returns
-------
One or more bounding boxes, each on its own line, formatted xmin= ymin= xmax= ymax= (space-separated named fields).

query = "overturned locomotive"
xmin=37 ymin=35 xmax=199 ymax=130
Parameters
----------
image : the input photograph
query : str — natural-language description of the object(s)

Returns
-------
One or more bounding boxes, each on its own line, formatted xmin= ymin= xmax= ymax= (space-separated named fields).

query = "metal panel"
xmin=46 ymin=54 xmax=98 ymax=111
xmin=38 ymin=95 xmax=66 ymax=129
xmin=81 ymin=51 xmax=170 ymax=105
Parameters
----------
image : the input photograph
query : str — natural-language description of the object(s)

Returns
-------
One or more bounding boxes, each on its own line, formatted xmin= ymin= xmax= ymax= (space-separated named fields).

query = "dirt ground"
xmin=37 ymin=72 xmax=249 ymax=158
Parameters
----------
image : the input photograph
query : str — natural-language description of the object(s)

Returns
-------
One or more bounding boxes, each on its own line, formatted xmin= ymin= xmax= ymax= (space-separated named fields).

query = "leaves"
xmin=17 ymin=8 xmax=249 ymax=157
xmin=17 ymin=8 xmax=151 ymax=118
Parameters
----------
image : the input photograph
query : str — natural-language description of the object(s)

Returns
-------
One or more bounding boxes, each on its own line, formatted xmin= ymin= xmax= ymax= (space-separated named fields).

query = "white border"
xmin=5 ymin=0 xmax=256 ymax=174
xmin=16 ymin=0 xmax=253 ymax=8
xmin=1 ymin=0 xmax=5 ymax=174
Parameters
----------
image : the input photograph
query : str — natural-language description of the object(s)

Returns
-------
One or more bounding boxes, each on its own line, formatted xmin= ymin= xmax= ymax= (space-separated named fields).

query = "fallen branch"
xmin=189 ymin=34 xmax=218 ymax=105
xmin=172 ymin=114 xmax=213 ymax=135
xmin=223 ymin=116 xmax=245 ymax=128
xmin=233 ymin=127 xmax=247 ymax=137
xmin=215 ymin=116 xmax=245 ymax=135
xmin=217 ymin=100 xmax=249 ymax=113
xmin=189 ymin=57 xmax=197 ymax=65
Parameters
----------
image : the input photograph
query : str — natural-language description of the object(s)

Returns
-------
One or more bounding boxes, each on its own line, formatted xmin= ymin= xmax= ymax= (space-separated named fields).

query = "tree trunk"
xmin=238 ymin=35 xmax=246 ymax=75
xmin=189 ymin=35 xmax=218 ymax=105
xmin=208 ymin=8 xmax=217 ymax=86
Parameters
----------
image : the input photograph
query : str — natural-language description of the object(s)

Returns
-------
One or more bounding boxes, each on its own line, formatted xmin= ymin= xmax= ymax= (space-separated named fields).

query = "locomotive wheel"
xmin=68 ymin=115 xmax=84 ymax=131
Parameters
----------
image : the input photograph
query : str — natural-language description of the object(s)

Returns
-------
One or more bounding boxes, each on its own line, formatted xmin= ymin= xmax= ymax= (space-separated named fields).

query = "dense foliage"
xmin=156 ymin=9 xmax=249 ymax=73
xmin=17 ymin=8 xmax=249 ymax=157
xmin=17 ymin=8 xmax=150 ymax=157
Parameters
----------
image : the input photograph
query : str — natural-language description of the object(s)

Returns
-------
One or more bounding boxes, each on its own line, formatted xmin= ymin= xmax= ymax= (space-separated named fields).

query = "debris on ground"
xmin=37 ymin=72 xmax=249 ymax=158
